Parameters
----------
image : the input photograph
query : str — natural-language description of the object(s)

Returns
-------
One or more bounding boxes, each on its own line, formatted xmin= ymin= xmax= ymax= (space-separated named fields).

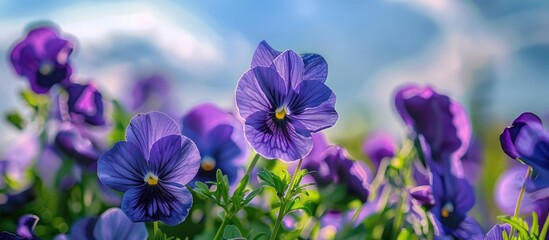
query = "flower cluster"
xmin=1 ymin=23 xmax=549 ymax=240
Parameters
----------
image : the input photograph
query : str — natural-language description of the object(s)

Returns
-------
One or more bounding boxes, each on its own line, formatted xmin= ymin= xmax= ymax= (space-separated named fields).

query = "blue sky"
xmin=1 ymin=0 xmax=549 ymax=143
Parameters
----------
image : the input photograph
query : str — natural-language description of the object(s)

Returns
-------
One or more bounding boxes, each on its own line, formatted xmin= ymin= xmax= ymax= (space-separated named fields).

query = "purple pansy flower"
xmin=304 ymin=143 xmax=371 ymax=202
xmin=394 ymin=85 xmax=471 ymax=176
xmin=500 ymin=112 xmax=542 ymax=160
xmin=10 ymin=25 xmax=73 ymax=94
xmin=98 ymin=112 xmax=200 ymax=225
xmin=430 ymin=173 xmax=483 ymax=239
xmin=181 ymin=103 xmax=248 ymax=186
xmin=235 ymin=40 xmax=338 ymax=161
xmin=485 ymin=224 xmax=511 ymax=240
xmin=0 ymin=214 xmax=40 ymax=239
xmin=65 ymin=82 xmax=106 ymax=126
xmin=409 ymin=185 xmax=435 ymax=209
xmin=362 ymin=132 xmax=397 ymax=170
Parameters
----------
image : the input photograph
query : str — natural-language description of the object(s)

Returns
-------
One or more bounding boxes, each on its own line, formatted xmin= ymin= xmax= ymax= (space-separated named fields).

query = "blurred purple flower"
xmin=130 ymin=75 xmax=172 ymax=113
xmin=57 ymin=208 xmax=148 ymax=240
xmin=305 ymin=144 xmax=371 ymax=202
xmin=394 ymin=85 xmax=471 ymax=176
xmin=409 ymin=185 xmax=435 ymax=209
xmin=500 ymin=112 xmax=542 ymax=160
xmin=54 ymin=123 xmax=101 ymax=169
xmin=461 ymin=137 xmax=484 ymax=183
xmin=66 ymin=82 xmax=105 ymax=126
xmin=235 ymin=40 xmax=338 ymax=161
xmin=0 ymin=214 xmax=40 ymax=239
xmin=98 ymin=112 xmax=200 ymax=225
xmin=362 ymin=132 xmax=396 ymax=170
xmin=10 ymin=25 xmax=73 ymax=94
xmin=181 ymin=103 xmax=248 ymax=186
xmin=484 ymin=224 xmax=511 ymax=240
xmin=495 ymin=165 xmax=549 ymax=228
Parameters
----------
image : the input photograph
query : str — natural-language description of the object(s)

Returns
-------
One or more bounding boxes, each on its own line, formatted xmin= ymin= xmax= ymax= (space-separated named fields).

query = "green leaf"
xmin=250 ymin=232 xmax=268 ymax=240
xmin=497 ymin=215 xmax=529 ymax=238
xmin=531 ymin=211 xmax=539 ymax=237
xmin=222 ymin=225 xmax=244 ymax=239
xmin=5 ymin=111 xmax=25 ymax=129
xmin=241 ymin=188 xmax=262 ymax=206
xmin=20 ymin=89 xmax=49 ymax=109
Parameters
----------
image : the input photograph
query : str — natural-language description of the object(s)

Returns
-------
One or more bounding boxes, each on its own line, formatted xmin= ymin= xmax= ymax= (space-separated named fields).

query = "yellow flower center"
xmin=39 ymin=62 xmax=54 ymax=75
xmin=145 ymin=173 xmax=159 ymax=186
xmin=201 ymin=156 xmax=216 ymax=171
xmin=441 ymin=202 xmax=453 ymax=218
xmin=275 ymin=107 xmax=287 ymax=120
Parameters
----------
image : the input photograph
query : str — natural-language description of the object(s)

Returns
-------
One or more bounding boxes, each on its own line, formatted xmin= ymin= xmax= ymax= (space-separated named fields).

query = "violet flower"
xmin=235 ymin=40 xmax=338 ymax=161
xmin=98 ymin=112 xmax=200 ymax=225
xmin=362 ymin=132 xmax=397 ymax=170
xmin=430 ymin=173 xmax=483 ymax=239
xmin=65 ymin=82 xmax=106 ymax=126
xmin=394 ymin=84 xmax=471 ymax=176
xmin=181 ymin=103 xmax=248 ymax=186
xmin=304 ymin=143 xmax=371 ymax=202
xmin=54 ymin=123 xmax=101 ymax=168
xmin=10 ymin=25 xmax=73 ymax=94
xmin=500 ymin=112 xmax=542 ymax=160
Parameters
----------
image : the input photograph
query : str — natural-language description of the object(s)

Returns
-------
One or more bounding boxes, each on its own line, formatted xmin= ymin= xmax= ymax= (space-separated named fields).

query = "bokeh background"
xmin=1 ymin=0 xmax=549 ymax=231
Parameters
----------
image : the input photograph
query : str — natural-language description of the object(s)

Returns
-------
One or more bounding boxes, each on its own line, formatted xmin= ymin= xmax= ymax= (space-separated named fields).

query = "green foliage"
xmin=5 ymin=110 xmax=26 ymax=129
xmin=223 ymin=225 xmax=245 ymax=240
xmin=496 ymin=212 xmax=549 ymax=240
xmin=258 ymin=168 xmax=312 ymax=217
xmin=192 ymin=169 xmax=262 ymax=214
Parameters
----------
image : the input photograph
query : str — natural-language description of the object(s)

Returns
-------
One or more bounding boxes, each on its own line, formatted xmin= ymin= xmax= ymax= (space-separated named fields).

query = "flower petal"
xmin=251 ymin=40 xmax=281 ymax=68
xmin=236 ymin=66 xmax=286 ymax=119
xmin=500 ymin=112 xmax=543 ymax=159
xmin=244 ymin=111 xmax=312 ymax=161
xmin=93 ymin=208 xmax=148 ymax=240
xmin=450 ymin=216 xmax=485 ymax=240
xmin=485 ymin=224 xmax=511 ymax=240
xmin=121 ymin=184 xmax=193 ymax=226
xmin=69 ymin=217 xmax=97 ymax=240
xmin=98 ymin=142 xmax=148 ymax=192
xmin=301 ymin=53 xmax=328 ymax=82
xmin=148 ymin=135 xmax=200 ymax=186
xmin=289 ymin=80 xmax=337 ymax=132
xmin=17 ymin=214 xmax=39 ymax=239
xmin=272 ymin=50 xmax=304 ymax=90
xmin=125 ymin=112 xmax=181 ymax=160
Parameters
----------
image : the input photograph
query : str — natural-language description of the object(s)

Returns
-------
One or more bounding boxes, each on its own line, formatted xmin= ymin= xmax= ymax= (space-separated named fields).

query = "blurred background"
xmin=1 ymin=0 xmax=549 ymax=231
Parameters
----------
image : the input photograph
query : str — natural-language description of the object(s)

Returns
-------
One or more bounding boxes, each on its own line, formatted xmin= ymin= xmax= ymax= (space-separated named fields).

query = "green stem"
xmin=153 ymin=221 xmax=159 ymax=239
xmin=510 ymin=166 xmax=532 ymax=237
xmin=214 ymin=213 xmax=233 ymax=240
xmin=540 ymin=213 xmax=549 ymax=240
xmin=213 ymin=154 xmax=260 ymax=240
xmin=245 ymin=154 xmax=261 ymax=177
xmin=270 ymin=157 xmax=303 ymax=240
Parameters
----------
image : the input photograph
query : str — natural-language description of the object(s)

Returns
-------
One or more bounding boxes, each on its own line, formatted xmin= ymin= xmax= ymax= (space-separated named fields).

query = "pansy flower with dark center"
xmin=181 ymin=103 xmax=248 ymax=186
xmin=0 ymin=214 xmax=40 ymax=239
xmin=65 ymin=82 xmax=106 ymax=126
xmin=235 ymin=40 xmax=338 ymax=161
xmin=98 ymin=112 xmax=200 ymax=225
xmin=394 ymin=84 xmax=471 ymax=176
xmin=10 ymin=25 xmax=73 ymax=94
xmin=430 ymin=173 xmax=484 ymax=239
